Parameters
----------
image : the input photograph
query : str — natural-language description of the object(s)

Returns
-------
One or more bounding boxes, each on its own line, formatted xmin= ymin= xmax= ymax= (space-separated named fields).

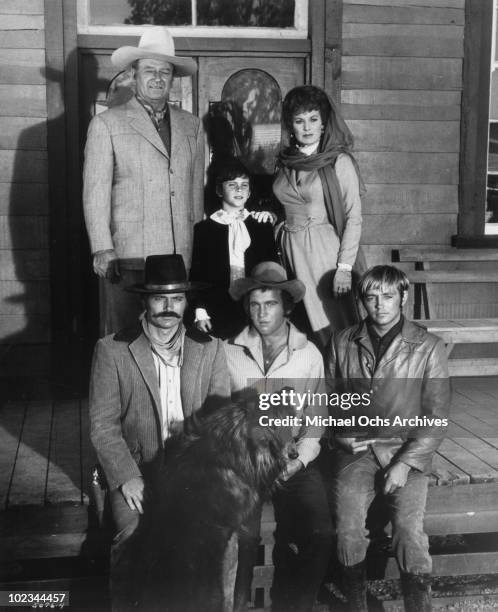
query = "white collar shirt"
xmin=151 ymin=353 xmax=183 ymax=440
xmin=224 ymin=322 xmax=326 ymax=466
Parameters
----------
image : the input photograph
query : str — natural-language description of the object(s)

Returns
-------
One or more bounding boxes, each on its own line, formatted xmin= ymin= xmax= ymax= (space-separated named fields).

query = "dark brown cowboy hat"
xmin=126 ymin=254 xmax=208 ymax=294
xmin=229 ymin=261 xmax=305 ymax=302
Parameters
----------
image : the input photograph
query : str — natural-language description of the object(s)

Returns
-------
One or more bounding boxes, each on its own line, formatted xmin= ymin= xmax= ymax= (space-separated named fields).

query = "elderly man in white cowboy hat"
xmin=89 ymin=254 xmax=230 ymax=611
xmin=224 ymin=262 xmax=333 ymax=612
xmin=83 ymin=27 xmax=204 ymax=336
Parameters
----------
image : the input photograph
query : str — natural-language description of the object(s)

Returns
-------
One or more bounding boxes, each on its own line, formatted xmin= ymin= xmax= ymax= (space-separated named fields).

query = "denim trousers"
xmin=332 ymin=449 xmax=431 ymax=574
xmin=271 ymin=464 xmax=334 ymax=612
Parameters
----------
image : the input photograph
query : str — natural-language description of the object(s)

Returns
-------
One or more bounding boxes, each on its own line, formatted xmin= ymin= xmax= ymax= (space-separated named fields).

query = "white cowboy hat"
xmin=111 ymin=27 xmax=197 ymax=76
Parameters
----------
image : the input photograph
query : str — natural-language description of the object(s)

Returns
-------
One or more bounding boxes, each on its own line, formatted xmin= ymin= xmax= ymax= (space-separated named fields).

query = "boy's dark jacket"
xmin=189 ymin=216 xmax=278 ymax=336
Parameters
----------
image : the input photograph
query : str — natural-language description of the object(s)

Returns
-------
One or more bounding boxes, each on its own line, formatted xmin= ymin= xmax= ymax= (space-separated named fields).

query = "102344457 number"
xmin=0 ymin=591 xmax=69 ymax=608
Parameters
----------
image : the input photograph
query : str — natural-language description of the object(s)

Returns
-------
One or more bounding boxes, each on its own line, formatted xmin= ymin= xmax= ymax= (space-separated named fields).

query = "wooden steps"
xmin=419 ymin=319 xmax=498 ymax=375
xmin=1 ymin=378 xmax=498 ymax=609
xmin=407 ymin=270 xmax=498 ymax=284
xmin=251 ymin=486 xmax=498 ymax=603
xmin=384 ymin=551 xmax=498 ymax=579
xmin=446 ymin=358 xmax=498 ymax=377
xmin=1 ymin=505 xmax=93 ymax=562
xmin=383 ymin=594 xmax=498 ymax=611
xmin=392 ymin=246 xmax=498 ymax=375
xmin=8 ymin=501 xmax=496 ymax=605
xmin=393 ymin=248 xmax=498 ymax=262
xmin=423 ymin=319 xmax=498 ymax=344
xmin=426 ymin=483 xmax=498 ymax=535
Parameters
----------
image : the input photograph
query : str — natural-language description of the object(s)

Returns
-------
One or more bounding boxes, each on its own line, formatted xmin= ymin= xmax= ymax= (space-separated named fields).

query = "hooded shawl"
xmin=277 ymin=93 xmax=367 ymax=275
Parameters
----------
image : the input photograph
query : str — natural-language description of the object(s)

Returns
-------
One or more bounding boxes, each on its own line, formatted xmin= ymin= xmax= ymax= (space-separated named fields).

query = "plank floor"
xmin=1 ymin=378 xmax=498 ymax=608
xmin=1 ymin=377 xmax=498 ymax=509
xmin=0 ymin=397 xmax=94 ymax=509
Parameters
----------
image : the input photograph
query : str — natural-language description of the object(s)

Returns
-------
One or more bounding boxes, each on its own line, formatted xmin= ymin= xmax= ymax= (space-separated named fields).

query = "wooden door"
xmin=74 ymin=42 xmax=310 ymax=357
xmin=47 ymin=0 xmax=328 ymax=383
xmin=77 ymin=49 xmax=198 ymax=344
xmin=198 ymin=56 xmax=306 ymax=209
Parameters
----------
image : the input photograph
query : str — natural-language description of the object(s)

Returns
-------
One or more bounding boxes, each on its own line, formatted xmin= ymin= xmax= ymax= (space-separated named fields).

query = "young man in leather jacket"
xmin=326 ymin=265 xmax=450 ymax=612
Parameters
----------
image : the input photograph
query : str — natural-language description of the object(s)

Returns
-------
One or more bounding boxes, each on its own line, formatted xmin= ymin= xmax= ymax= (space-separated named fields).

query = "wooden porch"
xmin=1 ymin=377 xmax=498 ymax=609
xmin=3 ymin=376 xmax=498 ymax=507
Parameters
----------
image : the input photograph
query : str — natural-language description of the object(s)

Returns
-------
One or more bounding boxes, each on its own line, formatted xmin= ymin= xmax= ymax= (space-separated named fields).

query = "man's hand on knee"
xmin=93 ymin=250 xmax=120 ymax=282
xmin=121 ymin=477 xmax=145 ymax=514
xmin=383 ymin=462 xmax=410 ymax=494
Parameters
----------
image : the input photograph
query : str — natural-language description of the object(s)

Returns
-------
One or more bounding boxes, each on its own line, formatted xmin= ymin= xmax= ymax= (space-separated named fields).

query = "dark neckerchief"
xmin=136 ymin=94 xmax=169 ymax=130
xmin=367 ymin=315 xmax=404 ymax=365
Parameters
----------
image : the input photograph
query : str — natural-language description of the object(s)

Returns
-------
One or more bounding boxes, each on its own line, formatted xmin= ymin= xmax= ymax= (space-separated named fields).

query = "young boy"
xmin=190 ymin=158 xmax=278 ymax=338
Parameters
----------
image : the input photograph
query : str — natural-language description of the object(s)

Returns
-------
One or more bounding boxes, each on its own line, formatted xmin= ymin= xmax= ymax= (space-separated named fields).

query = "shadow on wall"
xmin=1 ymin=87 xmax=52 ymax=392
xmin=0 ymin=54 xmax=112 ymax=512
xmin=0 ymin=52 xmax=107 ymax=399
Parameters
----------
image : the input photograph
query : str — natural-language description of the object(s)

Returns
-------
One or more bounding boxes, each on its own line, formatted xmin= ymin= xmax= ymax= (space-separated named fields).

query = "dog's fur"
xmin=135 ymin=401 xmax=296 ymax=612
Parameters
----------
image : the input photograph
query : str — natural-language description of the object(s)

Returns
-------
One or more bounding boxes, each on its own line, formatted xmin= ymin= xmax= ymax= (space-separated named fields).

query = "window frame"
xmin=486 ymin=0 xmax=498 ymax=235
xmin=76 ymin=0 xmax=309 ymax=39
xmin=456 ymin=0 xmax=497 ymax=245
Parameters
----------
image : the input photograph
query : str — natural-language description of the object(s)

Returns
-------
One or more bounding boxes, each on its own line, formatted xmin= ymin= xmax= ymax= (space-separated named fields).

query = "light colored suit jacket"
xmin=83 ymin=97 xmax=204 ymax=269
xmin=89 ymin=326 xmax=230 ymax=490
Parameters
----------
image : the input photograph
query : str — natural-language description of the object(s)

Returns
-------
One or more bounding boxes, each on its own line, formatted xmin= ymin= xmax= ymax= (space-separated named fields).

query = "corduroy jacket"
xmin=89 ymin=326 xmax=230 ymax=490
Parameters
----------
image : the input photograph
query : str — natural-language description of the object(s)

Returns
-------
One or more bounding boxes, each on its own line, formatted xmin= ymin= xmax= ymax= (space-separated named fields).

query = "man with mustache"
xmin=89 ymin=254 xmax=230 ymax=611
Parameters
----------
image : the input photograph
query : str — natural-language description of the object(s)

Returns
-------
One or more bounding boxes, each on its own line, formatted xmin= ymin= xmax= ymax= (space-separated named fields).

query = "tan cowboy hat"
xmin=111 ymin=27 xmax=197 ymax=76
xmin=126 ymin=254 xmax=209 ymax=294
xmin=229 ymin=262 xmax=305 ymax=303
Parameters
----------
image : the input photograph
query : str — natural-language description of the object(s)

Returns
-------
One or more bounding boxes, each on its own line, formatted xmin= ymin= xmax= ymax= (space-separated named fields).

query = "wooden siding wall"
xmin=340 ymin=0 xmax=498 ymax=318
xmin=0 ymin=0 xmax=50 ymax=378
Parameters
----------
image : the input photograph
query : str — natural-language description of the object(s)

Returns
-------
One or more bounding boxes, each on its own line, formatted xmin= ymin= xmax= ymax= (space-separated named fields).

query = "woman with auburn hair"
xmin=273 ymin=85 xmax=366 ymax=349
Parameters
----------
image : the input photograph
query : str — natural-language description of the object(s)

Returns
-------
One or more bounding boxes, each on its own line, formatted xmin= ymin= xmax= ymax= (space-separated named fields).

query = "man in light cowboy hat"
xmin=225 ymin=262 xmax=333 ymax=612
xmin=89 ymin=254 xmax=230 ymax=610
xmin=83 ymin=27 xmax=204 ymax=335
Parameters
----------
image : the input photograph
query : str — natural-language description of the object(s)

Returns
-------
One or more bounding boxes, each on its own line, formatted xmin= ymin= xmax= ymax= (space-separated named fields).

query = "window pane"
xmin=88 ymin=0 xmax=192 ymax=26
xmin=87 ymin=0 xmax=297 ymax=28
xmin=487 ymin=123 xmax=498 ymax=224
xmin=197 ymin=0 xmax=295 ymax=27
xmin=486 ymin=4 xmax=498 ymax=232
xmin=496 ymin=7 xmax=498 ymax=62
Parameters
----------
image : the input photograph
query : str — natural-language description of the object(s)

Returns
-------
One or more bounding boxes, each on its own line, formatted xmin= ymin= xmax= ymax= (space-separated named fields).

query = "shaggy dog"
xmin=134 ymin=400 xmax=297 ymax=612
